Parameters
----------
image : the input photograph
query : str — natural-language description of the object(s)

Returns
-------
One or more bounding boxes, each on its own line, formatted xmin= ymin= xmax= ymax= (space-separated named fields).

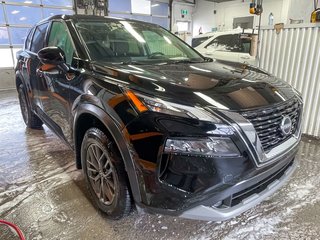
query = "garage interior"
xmin=0 ymin=0 xmax=320 ymax=239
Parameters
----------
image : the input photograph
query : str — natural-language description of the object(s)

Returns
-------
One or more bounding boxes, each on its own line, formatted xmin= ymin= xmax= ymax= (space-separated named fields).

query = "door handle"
xmin=240 ymin=56 xmax=250 ymax=60
xmin=205 ymin=52 xmax=213 ymax=55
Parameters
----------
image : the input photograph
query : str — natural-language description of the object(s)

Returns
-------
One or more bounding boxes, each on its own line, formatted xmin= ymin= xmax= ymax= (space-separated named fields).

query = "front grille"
xmin=241 ymin=98 xmax=301 ymax=151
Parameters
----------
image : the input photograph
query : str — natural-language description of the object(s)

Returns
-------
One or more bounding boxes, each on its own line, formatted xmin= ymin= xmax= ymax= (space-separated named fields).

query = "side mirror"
xmin=38 ymin=47 xmax=69 ymax=72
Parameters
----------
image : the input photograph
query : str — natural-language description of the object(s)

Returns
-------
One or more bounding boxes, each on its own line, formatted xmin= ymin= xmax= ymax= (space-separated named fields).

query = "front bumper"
xmin=125 ymin=104 xmax=301 ymax=221
xmin=180 ymin=157 xmax=297 ymax=221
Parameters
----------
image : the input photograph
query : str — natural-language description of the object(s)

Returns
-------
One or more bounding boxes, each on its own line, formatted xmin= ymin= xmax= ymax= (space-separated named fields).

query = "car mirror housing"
xmin=38 ymin=46 xmax=69 ymax=72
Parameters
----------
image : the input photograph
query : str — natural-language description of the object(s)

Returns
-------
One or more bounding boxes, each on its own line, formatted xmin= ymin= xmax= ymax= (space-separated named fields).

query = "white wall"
xmin=172 ymin=2 xmax=194 ymax=44
xmin=193 ymin=0 xmax=314 ymax=35
xmin=215 ymin=0 xmax=285 ymax=30
xmin=192 ymin=0 xmax=314 ymax=35
xmin=172 ymin=2 xmax=194 ymax=23
xmin=287 ymin=0 xmax=315 ymax=23
xmin=192 ymin=0 xmax=216 ymax=36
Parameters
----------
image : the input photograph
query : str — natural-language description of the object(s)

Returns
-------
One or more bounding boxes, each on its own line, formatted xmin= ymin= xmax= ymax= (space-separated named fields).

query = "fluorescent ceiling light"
xmin=194 ymin=92 xmax=229 ymax=110
xmin=128 ymin=65 xmax=145 ymax=72
xmin=163 ymin=36 xmax=172 ymax=44
xmin=190 ymin=65 xmax=211 ymax=72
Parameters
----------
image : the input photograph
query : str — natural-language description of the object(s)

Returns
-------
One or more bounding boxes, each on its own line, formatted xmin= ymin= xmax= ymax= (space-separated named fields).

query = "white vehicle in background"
xmin=193 ymin=29 xmax=258 ymax=66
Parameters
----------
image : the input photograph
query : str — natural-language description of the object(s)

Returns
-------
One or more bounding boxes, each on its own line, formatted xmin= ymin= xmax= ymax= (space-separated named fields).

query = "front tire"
xmin=81 ymin=127 xmax=131 ymax=219
xmin=18 ymin=84 xmax=43 ymax=129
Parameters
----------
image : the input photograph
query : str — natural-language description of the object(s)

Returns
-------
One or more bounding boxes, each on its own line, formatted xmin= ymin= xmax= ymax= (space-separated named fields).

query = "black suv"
xmin=16 ymin=15 xmax=303 ymax=221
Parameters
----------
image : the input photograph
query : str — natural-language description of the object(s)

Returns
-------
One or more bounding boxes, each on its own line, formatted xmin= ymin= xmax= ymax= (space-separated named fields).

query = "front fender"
xmin=73 ymin=102 xmax=144 ymax=203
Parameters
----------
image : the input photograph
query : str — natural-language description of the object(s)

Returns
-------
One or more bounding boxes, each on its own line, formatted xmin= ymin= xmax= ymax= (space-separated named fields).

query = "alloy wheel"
xmin=86 ymin=143 xmax=117 ymax=205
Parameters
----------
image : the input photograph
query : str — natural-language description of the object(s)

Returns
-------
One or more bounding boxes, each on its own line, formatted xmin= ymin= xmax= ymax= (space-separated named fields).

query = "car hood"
xmin=92 ymin=60 xmax=296 ymax=111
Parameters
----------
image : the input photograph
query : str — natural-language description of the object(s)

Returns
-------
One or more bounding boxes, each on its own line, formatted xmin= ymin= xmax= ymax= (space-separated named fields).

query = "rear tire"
xmin=18 ymin=84 xmax=43 ymax=129
xmin=81 ymin=127 xmax=132 ymax=219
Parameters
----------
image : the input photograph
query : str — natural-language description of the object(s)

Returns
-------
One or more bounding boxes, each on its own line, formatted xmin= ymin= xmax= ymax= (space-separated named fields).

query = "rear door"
xmin=20 ymin=23 xmax=49 ymax=111
xmin=18 ymin=27 xmax=34 ymax=92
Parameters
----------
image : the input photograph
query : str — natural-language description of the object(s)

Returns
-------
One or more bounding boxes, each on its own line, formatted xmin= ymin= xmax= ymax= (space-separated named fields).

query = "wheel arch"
xmin=73 ymin=103 xmax=143 ymax=203
xmin=15 ymin=74 xmax=23 ymax=91
xmin=15 ymin=73 xmax=32 ymax=109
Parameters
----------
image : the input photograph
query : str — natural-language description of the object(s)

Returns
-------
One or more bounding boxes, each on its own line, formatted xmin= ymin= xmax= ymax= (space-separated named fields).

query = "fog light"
xmin=164 ymin=138 xmax=240 ymax=157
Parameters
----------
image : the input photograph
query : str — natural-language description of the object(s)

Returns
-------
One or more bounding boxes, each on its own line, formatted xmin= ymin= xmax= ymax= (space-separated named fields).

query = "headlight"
xmin=164 ymin=138 xmax=240 ymax=157
xmin=125 ymin=90 xmax=221 ymax=123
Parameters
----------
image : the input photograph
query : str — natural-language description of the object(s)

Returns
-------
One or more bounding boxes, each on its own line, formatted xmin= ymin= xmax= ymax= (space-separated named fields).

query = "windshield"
xmin=75 ymin=19 xmax=204 ymax=64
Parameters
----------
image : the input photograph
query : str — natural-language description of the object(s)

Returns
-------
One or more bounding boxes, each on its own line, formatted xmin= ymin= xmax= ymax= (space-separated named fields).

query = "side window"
xmin=30 ymin=23 xmax=49 ymax=53
xmin=206 ymin=34 xmax=241 ymax=52
xmin=48 ymin=21 xmax=75 ymax=65
xmin=191 ymin=36 xmax=210 ymax=48
xmin=24 ymin=28 xmax=34 ymax=50
xmin=142 ymin=30 xmax=184 ymax=57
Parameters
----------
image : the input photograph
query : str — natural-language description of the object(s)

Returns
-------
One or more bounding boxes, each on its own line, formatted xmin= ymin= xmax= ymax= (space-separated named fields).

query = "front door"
xmin=36 ymin=21 xmax=77 ymax=144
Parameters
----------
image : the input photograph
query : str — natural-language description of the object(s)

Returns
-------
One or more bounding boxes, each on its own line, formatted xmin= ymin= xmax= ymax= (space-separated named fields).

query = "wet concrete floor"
xmin=1 ymin=89 xmax=320 ymax=240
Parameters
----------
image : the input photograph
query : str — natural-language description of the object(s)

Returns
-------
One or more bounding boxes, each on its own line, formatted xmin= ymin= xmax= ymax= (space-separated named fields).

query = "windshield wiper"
xmin=160 ymin=59 xmax=205 ymax=65
xmin=112 ymin=60 xmax=145 ymax=65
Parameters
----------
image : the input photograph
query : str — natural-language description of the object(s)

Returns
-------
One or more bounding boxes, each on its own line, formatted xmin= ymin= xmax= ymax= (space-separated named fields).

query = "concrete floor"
xmin=0 ymin=89 xmax=320 ymax=240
